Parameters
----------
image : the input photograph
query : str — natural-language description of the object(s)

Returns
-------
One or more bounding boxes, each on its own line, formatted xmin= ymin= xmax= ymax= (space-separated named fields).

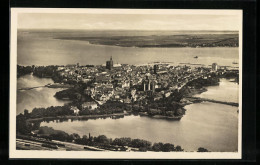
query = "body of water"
xmin=39 ymin=79 xmax=238 ymax=152
xmin=17 ymin=74 xmax=70 ymax=114
xmin=18 ymin=30 xmax=239 ymax=67
xmin=17 ymin=30 xmax=239 ymax=152
xmin=194 ymin=78 xmax=239 ymax=103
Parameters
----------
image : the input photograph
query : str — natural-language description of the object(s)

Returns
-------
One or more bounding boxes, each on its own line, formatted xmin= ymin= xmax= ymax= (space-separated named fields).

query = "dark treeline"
xmin=54 ymin=80 xmax=95 ymax=100
xmin=17 ymin=65 xmax=62 ymax=82
xmin=33 ymin=65 xmax=62 ymax=82
xmin=221 ymin=71 xmax=238 ymax=78
xmin=54 ymin=88 xmax=80 ymax=100
xmin=28 ymin=105 xmax=73 ymax=118
xmin=16 ymin=113 xmax=207 ymax=152
xmin=221 ymin=71 xmax=239 ymax=83
xmin=35 ymin=126 xmax=185 ymax=152
xmin=17 ymin=100 xmax=128 ymax=121
xmin=131 ymin=98 xmax=185 ymax=117
xmin=17 ymin=65 xmax=34 ymax=77
xmin=187 ymin=76 xmax=219 ymax=89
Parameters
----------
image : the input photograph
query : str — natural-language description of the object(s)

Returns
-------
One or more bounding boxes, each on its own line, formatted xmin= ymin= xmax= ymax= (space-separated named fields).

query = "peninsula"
xmin=55 ymin=33 xmax=238 ymax=48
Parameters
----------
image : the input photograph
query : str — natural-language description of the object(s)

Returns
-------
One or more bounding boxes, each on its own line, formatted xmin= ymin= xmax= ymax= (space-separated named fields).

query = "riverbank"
xmin=45 ymin=83 xmax=73 ymax=88
xmin=27 ymin=111 xmax=184 ymax=123
xmin=27 ymin=112 xmax=129 ymax=123
xmin=139 ymin=112 xmax=182 ymax=120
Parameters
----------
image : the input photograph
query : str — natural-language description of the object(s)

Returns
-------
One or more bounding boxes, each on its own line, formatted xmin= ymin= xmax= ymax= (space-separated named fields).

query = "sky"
xmin=17 ymin=12 xmax=241 ymax=31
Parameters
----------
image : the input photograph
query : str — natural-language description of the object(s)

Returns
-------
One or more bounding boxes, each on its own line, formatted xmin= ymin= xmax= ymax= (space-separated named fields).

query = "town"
xmin=18 ymin=57 xmax=239 ymax=118
xmin=16 ymin=57 xmax=239 ymax=152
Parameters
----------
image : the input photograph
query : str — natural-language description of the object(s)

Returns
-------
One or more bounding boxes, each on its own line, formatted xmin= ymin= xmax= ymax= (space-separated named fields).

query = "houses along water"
xmin=17 ymin=30 xmax=239 ymax=152
xmin=17 ymin=76 xmax=238 ymax=152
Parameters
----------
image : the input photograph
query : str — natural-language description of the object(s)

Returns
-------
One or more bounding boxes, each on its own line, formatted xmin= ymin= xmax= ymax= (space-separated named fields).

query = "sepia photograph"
xmin=10 ymin=8 xmax=242 ymax=159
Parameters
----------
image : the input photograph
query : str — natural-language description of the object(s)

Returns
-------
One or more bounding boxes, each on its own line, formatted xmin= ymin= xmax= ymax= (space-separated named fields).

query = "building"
xmin=84 ymin=87 xmax=95 ymax=96
xmin=70 ymin=106 xmax=80 ymax=116
xmin=82 ymin=102 xmax=98 ymax=110
xmin=106 ymin=56 xmax=113 ymax=70
xmin=154 ymin=65 xmax=159 ymax=74
xmin=212 ymin=63 xmax=218 ymax=71
xmin=142 ymin=76 xmax=155 ymax=92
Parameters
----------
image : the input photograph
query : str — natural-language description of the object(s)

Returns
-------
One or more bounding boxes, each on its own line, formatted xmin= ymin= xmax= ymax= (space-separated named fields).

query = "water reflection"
xmin=17 ymin=74 xmax=71 ymax=114
xmin=39 ymin=79 xmax=238 ymax=152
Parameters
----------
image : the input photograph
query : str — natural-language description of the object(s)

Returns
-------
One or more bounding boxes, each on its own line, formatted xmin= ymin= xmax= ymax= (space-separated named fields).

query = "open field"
xmin=55 ymin=33 xmax=238 ymax=48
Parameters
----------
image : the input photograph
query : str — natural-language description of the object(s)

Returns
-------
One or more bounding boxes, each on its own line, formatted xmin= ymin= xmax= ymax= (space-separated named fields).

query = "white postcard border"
xmin=9 ymin=8 xmax=243 ymax=159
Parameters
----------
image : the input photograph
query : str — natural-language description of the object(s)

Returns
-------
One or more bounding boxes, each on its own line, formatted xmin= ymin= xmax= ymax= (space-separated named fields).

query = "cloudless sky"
xmin=18 ymin=12 xmax=240 ymax=31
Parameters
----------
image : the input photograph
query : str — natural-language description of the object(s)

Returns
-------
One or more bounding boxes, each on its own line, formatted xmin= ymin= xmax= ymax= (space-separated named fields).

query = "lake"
xmin=17 ymin=30 xmax=239 ymax=152
xmin=17 ymin=74 xmax=70 ymax=115
xmin=194 ymin=78 xmax=239 ymax=103
xmin=17 ymin=30 xmax=239 ymax=67
xmin=39 ymin=79 xmax=238 ymax=152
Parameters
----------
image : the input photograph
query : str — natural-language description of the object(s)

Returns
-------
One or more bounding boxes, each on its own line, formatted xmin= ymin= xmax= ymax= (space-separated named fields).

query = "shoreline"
xmin=20 ymin=74 xmax=238 ymax=123
xmin=27 ymin=111 xmax=184 ymax=123
xmin=54 ymin=37 xmax=238 ymax=49
xmin=139 ymin=112 xmax=182 ymax=120
xmin=25 ymin=79 xmax=219 ymax=123
xmin=27 ymin=112 xmax=129 ymax=123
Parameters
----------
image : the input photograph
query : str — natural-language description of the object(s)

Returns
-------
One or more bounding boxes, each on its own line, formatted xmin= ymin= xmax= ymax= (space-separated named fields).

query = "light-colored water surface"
xmin=40 ymin=102 xmax=238 ymax=152
xmin=17 ymin=74 xmax=70 ymax=114
xmin=39 ymin=79 xmax=238 ymax=152
xmin=18 ymin=30 xmax=239 ymax=67
xmin=17 ymin=30 xmax=239 ymax=152
xmin=194 ymin=78 xmax=239 ymax=103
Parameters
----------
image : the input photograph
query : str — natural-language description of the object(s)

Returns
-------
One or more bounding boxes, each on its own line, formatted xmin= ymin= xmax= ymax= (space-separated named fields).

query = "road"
xmin=16 ymin=139 xmax=56 ymax=150
xmin=16 ymin=138 xmax=106 ymax=151
xmin=17 ymin=86 xmax=45 ymax=91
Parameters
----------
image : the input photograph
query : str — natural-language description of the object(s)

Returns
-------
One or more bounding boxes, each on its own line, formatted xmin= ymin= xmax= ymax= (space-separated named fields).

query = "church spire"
xmin=110 ymin=56 xmax=113 ymax=61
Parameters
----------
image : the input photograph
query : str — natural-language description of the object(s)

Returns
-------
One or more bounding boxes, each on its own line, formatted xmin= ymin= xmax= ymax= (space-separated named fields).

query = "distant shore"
xmin=54 ymin=33 xmax=238 ymax=48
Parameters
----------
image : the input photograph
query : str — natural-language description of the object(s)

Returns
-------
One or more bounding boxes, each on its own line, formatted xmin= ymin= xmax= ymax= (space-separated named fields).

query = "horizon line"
xmin=18 ymin=28 xmax=239 ymax=32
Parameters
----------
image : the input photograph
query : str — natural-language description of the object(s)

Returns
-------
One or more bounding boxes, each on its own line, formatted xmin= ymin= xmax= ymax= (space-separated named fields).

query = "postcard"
xmin=10 ymin=8 xmax=242 ymax=159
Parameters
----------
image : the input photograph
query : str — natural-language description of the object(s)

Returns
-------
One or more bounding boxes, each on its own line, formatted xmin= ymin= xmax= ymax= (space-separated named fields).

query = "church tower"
xmin=106 ymin=56 xmax=113 ymax=70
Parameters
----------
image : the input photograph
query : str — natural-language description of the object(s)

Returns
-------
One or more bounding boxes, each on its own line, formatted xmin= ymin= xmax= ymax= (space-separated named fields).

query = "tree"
xmin=16 ymin=114 xmax=32 ymax=134
xmin=197 ymin=147 xmax=209 ymax=152
xmin=162 ymin=143 xmax=175 ymax=152
xmin=165 ymin=111 xmax=174 ymax=116
xmin=24 ymin=109 xmax=29 ymax=116
xmin=94 ymin=135 xmax=109 ymax=144
xmin=49 ymin=131 xmax=70 ymax=142
xmin=131 ymin=139 xmax=151 ymax=148
xmin=139 ymin=147 xmax=148 ymax=152
xmin=175 ymin=145 xmax=184 ymax=152
xmin=112 ymin=137 xmax=132 ymax=146
xmin=152 ymin=142 xmax=164 ymax=152
xmin=69 ymin=133 xmax=81 ymax=142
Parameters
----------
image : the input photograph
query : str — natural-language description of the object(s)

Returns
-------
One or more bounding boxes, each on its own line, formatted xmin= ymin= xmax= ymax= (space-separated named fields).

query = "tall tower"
xmin=212 ymin=63 xmax=218 ymax=71
xmin=154 ymin=65 xmax=159 ymax=74
xmin=106 ymin=56 xmax=113 ymax=70
xmin=110 ymin=56 xmax=113 ymax=67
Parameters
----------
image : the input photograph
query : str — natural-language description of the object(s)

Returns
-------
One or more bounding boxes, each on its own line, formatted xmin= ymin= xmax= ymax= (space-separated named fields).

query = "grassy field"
xmin=56 ymin=33 xmax=238 ymax=48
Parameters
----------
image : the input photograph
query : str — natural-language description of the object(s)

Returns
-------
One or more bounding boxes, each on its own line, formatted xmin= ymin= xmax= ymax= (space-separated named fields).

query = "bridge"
xmin=17 ymin=83 xmax=72 ymax=91
xmin=186 ymin=96 xmax=239 ymax=107
xmin=17 ymin=86 xmax=45 ymax=91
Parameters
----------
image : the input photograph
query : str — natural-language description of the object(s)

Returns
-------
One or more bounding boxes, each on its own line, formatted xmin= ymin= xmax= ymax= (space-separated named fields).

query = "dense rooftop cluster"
xmin=53 ymin=61 xmax=229 ymax=107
